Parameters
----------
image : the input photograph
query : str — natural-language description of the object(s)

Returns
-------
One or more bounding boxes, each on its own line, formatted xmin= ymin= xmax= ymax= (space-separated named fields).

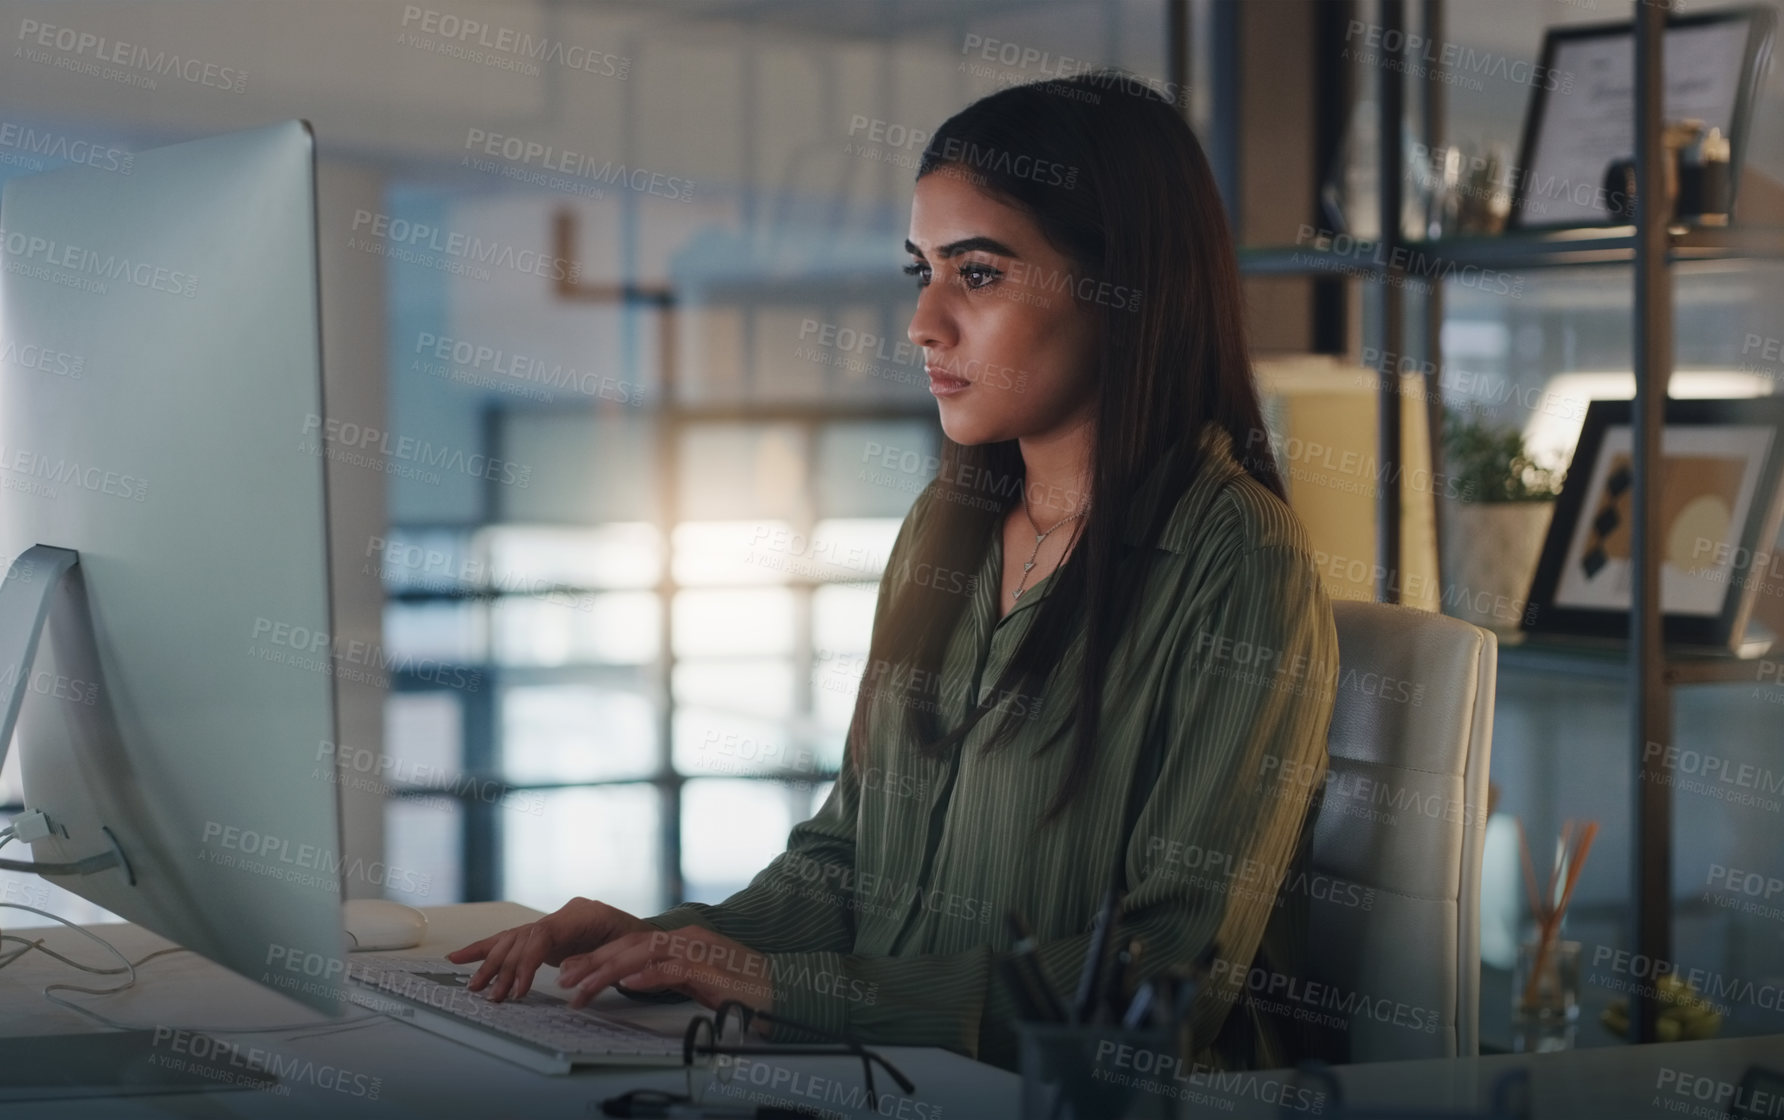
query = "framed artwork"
xmin=1523 ymin=396 xmax=1784 ymax=650
xmin=1508 ymin=6 xmax=1776 ymax=229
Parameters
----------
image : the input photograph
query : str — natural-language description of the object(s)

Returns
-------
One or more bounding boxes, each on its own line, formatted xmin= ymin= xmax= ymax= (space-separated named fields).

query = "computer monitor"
xmin=0 ymin=119 xmax=347 ymax=1015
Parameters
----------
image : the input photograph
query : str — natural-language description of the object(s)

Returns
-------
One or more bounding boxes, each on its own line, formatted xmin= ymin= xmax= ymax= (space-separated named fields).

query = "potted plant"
xmin=1439 ymin=407 xmax=1566 ymax=632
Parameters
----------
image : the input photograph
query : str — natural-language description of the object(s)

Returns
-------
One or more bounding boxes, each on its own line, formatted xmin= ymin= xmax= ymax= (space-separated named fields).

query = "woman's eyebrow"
xmin=904 ymin=235 xmax=1021 ymax=261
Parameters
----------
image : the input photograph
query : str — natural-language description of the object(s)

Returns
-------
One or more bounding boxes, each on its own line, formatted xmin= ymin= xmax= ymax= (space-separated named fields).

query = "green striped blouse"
xmin=644 ymin=421 xmax=1339 ymax=1073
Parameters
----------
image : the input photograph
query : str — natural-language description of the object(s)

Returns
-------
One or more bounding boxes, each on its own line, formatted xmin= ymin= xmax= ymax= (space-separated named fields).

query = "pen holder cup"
xmin=1016 ymin=1022 xmax=1177 ymax=1120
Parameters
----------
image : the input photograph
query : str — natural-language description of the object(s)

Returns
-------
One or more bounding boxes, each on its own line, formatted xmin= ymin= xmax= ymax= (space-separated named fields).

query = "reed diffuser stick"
xmin=1518 ymin=817 xmax=1599 ymax=1013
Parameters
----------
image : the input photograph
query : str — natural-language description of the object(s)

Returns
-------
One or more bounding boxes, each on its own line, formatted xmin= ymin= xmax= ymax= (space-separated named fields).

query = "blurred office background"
xmin=0 ymin=0 xmax=1780 ymax=1052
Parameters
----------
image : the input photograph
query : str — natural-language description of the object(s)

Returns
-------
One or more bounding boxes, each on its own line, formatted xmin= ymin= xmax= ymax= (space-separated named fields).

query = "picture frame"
xmin=1508 ymin=5 xmax=1776 ymax=230
xmin=1522 ymin=396 xmax=1784 ymax=651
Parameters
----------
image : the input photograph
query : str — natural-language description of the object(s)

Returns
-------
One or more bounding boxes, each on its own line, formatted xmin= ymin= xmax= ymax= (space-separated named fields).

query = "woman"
xmin=450 ymin=68 xmax=1339 ymax=1074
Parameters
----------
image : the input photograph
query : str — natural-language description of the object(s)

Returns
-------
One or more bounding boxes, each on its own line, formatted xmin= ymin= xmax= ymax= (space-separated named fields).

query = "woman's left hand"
xmin=555 ymin=925 xmax=773 ymax=1030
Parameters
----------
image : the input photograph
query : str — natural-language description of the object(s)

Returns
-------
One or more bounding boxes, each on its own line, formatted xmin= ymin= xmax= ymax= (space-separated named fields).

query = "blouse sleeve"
xmin=639 ymin=484 xmax=933 ymax=955
xmin=757 ymin=539 xmax=1339 ymax=1063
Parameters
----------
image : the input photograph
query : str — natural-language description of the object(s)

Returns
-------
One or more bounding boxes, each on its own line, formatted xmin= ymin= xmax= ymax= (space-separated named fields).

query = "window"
xmin=379 ymin=417 xmax=935 ymax=912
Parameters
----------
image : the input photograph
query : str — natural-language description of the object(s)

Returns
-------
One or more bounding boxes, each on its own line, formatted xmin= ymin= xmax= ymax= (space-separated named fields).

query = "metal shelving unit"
xmin=1230 ymin=0 xmax=1781 ymax=1045
xmin=1240 ymin=222 xmax=1784 ymax=275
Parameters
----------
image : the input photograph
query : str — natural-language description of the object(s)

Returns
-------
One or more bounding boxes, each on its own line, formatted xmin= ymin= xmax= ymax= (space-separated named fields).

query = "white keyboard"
xmin=345 ymin=955 xmax=685 ymax=1074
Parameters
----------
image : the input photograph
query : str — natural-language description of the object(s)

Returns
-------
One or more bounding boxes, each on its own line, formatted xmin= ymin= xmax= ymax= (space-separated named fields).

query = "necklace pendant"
xmin=1023 ymin=560 xmax=1034 ymax=571
xmin=1012 ymin=587 xmax=1023 ymax=600
xmin=1034 ymin=533 xmax=1046 ymax=543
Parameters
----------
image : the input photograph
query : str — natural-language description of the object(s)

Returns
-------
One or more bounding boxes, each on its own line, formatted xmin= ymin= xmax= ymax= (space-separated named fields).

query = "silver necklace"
xmin=1012 ymin=491 xmax=1089 ymax=601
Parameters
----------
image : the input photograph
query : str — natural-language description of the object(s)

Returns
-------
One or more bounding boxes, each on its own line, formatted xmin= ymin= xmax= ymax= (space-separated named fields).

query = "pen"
xmin=999 ymin=955 xmax=1047 ymax=1021
xmin=1071 ymin=886 xmax=1119 ymax=1024
xmin=1106 ymin=938 xmax=1142 ymax=1023
xmin=1006 ymin=910 xmax=1069 ymax=1021
xmin=1121 ymin=978 xmax=1157 ymax=1030
xmin=1172 ymin=942 xmax=1217 ymax=1021
xmin=1164 ymin=941 xmax=1220 ymax=1056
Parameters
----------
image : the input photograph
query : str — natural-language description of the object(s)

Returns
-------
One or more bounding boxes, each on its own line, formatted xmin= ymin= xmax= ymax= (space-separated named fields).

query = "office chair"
xmin=1304 ymin=600 xmax=1497 ymax=1061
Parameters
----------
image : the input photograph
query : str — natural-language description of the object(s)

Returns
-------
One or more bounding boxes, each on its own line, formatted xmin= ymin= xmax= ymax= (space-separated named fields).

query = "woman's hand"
xmin=555 ymin=925 xmax=774 ymax=1033
xmin=446 ymin=896 xmax=652 ymax=1002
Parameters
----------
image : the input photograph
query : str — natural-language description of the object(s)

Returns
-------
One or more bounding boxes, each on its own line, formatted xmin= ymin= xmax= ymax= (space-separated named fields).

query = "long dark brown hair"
xmin=846 ymin=68 xmax=1283 ymax=822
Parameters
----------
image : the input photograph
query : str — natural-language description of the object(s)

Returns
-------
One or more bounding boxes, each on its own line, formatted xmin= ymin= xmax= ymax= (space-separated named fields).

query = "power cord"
xmin=0 ymin=901 xmax=385 ymax=1037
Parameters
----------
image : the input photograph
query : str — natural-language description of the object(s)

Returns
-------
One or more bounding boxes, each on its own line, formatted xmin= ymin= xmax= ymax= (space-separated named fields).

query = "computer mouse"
xmin=343 ymin=898 xmax=428 ymax=952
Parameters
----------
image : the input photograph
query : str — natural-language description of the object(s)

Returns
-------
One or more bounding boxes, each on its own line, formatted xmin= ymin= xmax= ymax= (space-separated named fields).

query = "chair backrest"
xmin=1306 ymin=600 xmax=1496 ymax=1061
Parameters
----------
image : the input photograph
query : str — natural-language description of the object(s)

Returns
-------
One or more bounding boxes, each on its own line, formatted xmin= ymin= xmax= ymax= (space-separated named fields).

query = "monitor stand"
xmin=0 ymin=545 xmax=135 ymax=885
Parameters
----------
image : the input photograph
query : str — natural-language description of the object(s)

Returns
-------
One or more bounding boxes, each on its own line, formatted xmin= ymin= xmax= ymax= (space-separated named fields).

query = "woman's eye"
xmin=901 ymin=261 xmax=1000 ymax=291
xmin=956 ymin=263 xmax=1000 ymax=290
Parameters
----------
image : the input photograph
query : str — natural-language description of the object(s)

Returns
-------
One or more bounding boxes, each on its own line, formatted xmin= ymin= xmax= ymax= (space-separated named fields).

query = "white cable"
xmin=0 ymin=932 xmax=139 ymax=975
xmin=0 ymin=901 xmax=135 ymax=988
xmin=0 ymin=933 xmax=41 ymax=969
xmin=0 ymin=903 xmax=386 ymax=1036
xmin=1 ymin=936 xmax=187 ymax=976
xmin=0 ymin=836 xmax=25 ymax=973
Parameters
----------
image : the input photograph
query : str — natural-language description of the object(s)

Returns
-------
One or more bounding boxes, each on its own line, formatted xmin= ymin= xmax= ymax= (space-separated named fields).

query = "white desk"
xmin=1248 ymin=1033 xmax=1784 ymax=1119
xmin=2 ymin=902 xmax=1778 ymax=1119
xmin=0 ymin=902 xmax=1021 ymax=1119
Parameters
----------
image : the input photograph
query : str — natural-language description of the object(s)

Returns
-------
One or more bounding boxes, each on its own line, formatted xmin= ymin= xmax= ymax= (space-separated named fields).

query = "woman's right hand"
xmin=445 ymin=896 xmax=653 ymax=1002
